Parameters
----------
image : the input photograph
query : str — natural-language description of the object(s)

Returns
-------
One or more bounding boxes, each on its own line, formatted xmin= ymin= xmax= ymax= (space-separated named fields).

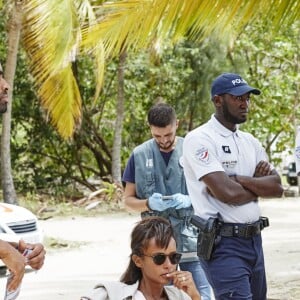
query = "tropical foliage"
xmin=21 ymin=0 xmax=300 ymax=138
xmin=0 ymin=0 xmax=299 ymax=198
xmin=3 ymin=18 xmax=299 ymax=195
xmin=232 ymin=20 xmax=300 ymax=164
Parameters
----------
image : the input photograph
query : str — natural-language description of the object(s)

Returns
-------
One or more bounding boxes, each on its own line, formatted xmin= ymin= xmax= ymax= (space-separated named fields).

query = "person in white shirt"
xmin=182 ymin=73 xmax=283 ymax=300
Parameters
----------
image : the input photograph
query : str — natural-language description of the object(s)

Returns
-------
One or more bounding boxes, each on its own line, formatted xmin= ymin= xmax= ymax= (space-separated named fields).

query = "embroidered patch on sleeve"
xmin=195 ymin=146 xmax=209 ymax=163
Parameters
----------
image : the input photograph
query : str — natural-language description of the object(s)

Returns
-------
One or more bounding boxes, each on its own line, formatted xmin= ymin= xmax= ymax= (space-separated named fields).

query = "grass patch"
xmin=18 ymin=191 xmax=126 ymax=220
xmin=43 ymin=236 xmax=87 ymax=252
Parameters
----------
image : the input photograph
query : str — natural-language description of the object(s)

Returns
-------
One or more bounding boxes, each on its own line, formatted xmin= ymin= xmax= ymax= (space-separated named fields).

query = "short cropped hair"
xmin=147 ymin=103 xmax=176 ymax=127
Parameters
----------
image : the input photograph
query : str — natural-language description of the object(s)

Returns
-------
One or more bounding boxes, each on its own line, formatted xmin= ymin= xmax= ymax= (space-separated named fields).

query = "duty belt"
xmin=219 ymin=217 xmax=269 ymax=239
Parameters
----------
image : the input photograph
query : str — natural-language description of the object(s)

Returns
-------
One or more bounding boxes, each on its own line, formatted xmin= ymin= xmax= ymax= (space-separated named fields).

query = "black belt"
xmin=219 ymin=217 xmax=269 ymax=239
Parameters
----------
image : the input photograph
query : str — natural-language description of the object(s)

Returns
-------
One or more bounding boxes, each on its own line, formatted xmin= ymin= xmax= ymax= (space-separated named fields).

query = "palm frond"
xmin=77 ymin=0 xmax=106 ymax=101
xmin=22 ymin=0 xmax=81 ymax=138
xmin=40 ymin=66 xmax=82 ymax=139
xmin=20 ymin=0 xmax=300 ymax=138
xmin=81 ymin=0 xmax=300 ymax=55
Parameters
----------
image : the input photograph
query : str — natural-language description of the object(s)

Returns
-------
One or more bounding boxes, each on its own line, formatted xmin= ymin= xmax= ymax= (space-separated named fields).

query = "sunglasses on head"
xmin=142 ymin=252 xmax=182 ymax=265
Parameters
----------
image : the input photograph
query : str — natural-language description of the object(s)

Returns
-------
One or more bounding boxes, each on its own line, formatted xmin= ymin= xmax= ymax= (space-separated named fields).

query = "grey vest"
xmin=134 ymin=138 xmax=186 ymax=198
xmin=134 ymin=138 xmax=197 ymax=256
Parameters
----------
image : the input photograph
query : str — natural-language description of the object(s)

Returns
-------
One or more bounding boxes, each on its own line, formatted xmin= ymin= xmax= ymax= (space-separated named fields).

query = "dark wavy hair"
xmin=120 ymin=216 xmax=174 ymax=284
xmin=147 ymin=103 xmax=177 ymax=127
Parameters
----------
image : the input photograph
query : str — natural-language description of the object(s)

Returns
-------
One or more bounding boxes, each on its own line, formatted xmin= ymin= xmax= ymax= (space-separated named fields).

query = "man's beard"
xmin=158 ymin=138 xmax=176 ymax=151
xmin=222 ymin=102 xmax=247 ymax=125
xmin=0 ymin=103 xmax=7 ymax=113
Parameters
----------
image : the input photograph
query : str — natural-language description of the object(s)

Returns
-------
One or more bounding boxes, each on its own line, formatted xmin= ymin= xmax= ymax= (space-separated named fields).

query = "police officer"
xmin=182 ymin=73 xmax=283 ymax=300
xmin=122 ymin=102 xmax=212 ymax=299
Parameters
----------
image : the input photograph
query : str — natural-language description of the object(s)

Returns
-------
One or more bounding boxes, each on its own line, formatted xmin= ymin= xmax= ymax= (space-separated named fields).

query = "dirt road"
xmin=261 ymin=198 xmax=300 ymax=300
xmin=0 ymin=197 xmax=299 ymax=299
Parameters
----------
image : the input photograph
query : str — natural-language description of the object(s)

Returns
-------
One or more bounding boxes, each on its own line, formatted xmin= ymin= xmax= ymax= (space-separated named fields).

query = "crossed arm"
xmin=203 ymin=161 xmax=283 ymax=206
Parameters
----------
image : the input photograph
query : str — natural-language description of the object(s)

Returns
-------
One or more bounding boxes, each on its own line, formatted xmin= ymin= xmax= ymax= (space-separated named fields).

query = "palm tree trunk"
xmin=1 ymin=0 xmax=23 ymax=204
xmin=111 ymin=51 xmax=127 ymax=184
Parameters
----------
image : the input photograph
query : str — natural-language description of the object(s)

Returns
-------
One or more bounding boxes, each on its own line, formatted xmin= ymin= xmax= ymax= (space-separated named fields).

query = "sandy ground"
xmin=260 ymin=197 xmax=300 ymax=300
xmin=0 ymin=196 xmax=299 ymax=299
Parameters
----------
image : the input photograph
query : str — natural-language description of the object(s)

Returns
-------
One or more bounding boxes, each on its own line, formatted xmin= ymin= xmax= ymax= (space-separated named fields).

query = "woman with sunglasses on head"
xmin=81 ymin=216 xmax=201 ymax=300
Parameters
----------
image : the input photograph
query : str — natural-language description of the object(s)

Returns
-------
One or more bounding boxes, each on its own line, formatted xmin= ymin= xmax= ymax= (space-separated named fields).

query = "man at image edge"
xmin=0 ymin=62 xmax=46 ymax=292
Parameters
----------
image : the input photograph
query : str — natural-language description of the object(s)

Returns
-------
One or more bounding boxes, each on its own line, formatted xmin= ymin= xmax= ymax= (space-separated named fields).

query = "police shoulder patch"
xmin=195 ymin=146 xmax=209 ymax=163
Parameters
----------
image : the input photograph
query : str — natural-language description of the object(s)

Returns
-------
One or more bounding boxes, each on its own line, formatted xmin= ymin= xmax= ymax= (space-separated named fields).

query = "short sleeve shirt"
xmin=182 ymin=115 xmax=269 ymax=223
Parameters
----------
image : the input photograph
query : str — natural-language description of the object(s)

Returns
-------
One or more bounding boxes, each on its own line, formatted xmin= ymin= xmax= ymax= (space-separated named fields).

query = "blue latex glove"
xmin=148 ymin=193 xmax=172 ymax=211
xmin=168 ymin=193 xmax=192 ymax=209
